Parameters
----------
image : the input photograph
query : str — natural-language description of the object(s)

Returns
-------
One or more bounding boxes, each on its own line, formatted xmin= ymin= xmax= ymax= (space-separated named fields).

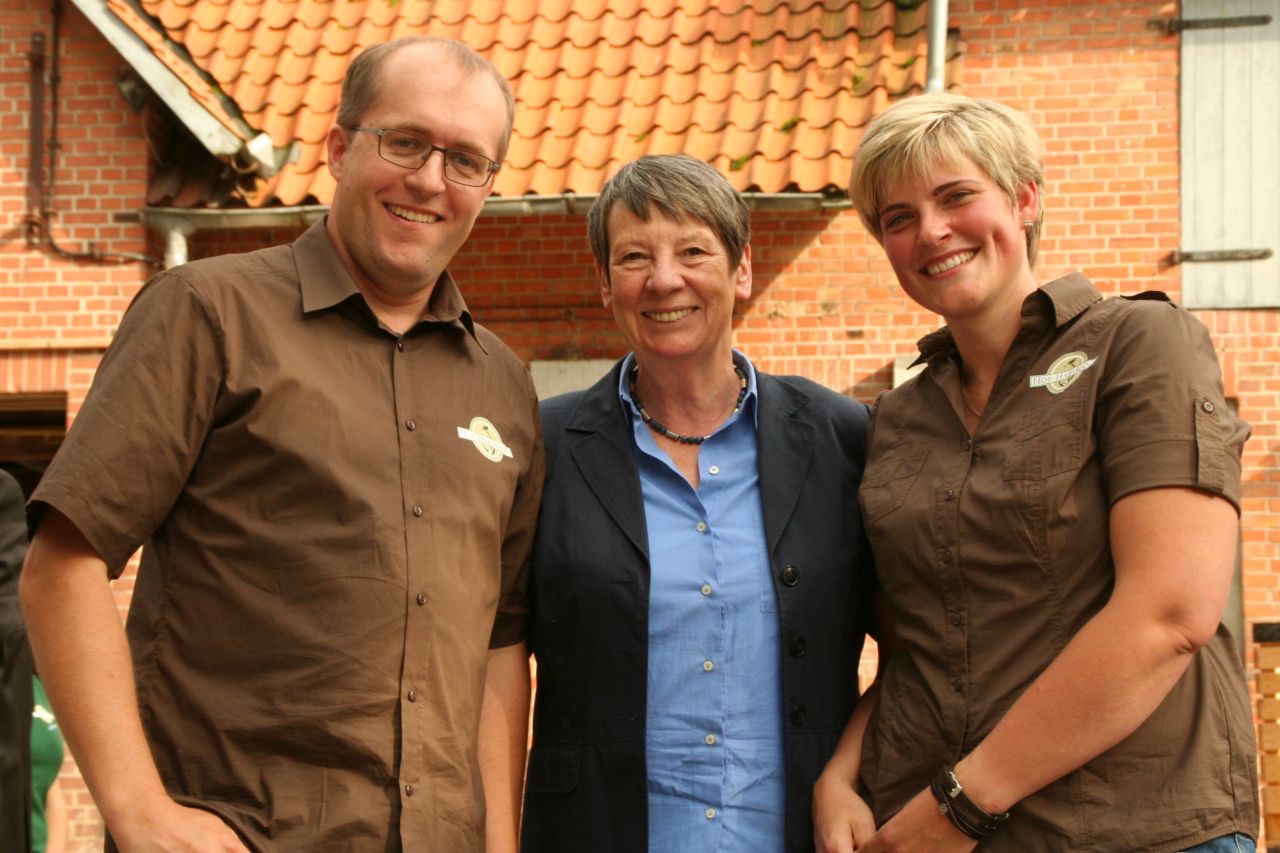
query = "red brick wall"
xmin=2 ymin=1 xmax=152 ymax=848
xmin=3 ymin=0 xmax=1277 ymax=850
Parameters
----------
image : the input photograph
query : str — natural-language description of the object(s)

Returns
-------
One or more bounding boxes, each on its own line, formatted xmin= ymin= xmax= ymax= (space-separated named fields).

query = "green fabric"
xmin=30 ymin=677 xmax=63 ymax=853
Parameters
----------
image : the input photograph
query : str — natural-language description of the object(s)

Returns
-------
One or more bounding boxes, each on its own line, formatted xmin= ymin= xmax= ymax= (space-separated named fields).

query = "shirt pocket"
xmin=1001 ymin=388 xmax=1087 ymax=482
xmin=859 ymin=441 xmax=932 ymax=523
xmin=999 ymin=396 xmax=1089 ymax=563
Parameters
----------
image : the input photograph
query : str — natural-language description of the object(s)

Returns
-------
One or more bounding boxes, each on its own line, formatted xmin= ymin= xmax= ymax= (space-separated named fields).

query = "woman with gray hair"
xmin=813 ymin=93 xmax=1258 ymax=852
xmin=521 ymin=154 xmax=876 ymax=853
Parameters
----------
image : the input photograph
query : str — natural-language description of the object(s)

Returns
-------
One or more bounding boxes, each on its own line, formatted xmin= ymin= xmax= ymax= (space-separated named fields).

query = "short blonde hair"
xmin=850 ymin=93 xmax=1046 ymax=266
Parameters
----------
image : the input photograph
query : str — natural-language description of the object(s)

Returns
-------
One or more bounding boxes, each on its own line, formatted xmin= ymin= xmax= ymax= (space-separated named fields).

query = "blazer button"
xmin=790 ymin=704 xmax=806 ymax=726
xmin=789 ymin=636 xmax=807 ymax=657
xmin=781 ymin=564 xmax=799 ymax=587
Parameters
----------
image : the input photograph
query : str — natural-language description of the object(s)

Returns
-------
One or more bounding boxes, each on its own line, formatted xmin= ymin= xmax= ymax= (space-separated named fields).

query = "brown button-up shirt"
xmin=858 ymin=274 xmax=1257 ymax=851
xmin=30 ymin=221 xmax=544 ymax=852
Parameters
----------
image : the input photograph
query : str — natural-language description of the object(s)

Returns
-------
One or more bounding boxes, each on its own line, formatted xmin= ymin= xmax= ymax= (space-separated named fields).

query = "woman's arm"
xmin=813 ymin=592 xmax=897 ymax=852
xmin=813 ymin=684 xmax=879 ymax=853
xmin=863 ymin=486 xmax=1238 ymax=852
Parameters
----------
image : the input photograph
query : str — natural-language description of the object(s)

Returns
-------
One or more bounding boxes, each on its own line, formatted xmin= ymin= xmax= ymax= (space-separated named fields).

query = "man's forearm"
xmin=19 ymin=509 xmax=171 ymax=831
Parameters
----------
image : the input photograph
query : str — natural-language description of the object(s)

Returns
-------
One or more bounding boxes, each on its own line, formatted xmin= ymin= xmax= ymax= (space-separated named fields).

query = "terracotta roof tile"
xmin=114 ymin=0 xmax=957 ymax=207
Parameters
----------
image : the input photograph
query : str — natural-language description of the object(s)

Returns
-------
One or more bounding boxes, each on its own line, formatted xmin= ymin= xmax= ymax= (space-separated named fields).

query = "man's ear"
xmin=325 ymin=125 xmax=350 ymax=181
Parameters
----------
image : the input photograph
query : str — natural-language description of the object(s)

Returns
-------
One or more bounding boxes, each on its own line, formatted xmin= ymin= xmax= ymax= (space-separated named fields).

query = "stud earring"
xmin=1023 ymin=219 xmax=1035 ymax=230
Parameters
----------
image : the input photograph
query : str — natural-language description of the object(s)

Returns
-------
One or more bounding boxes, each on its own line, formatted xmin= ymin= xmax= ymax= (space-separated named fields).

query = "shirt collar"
xmin=912 ymin=272 xmax=1103 ymax=366
xmin=618 ymin=349 xmax=760 ymax=429
xmin=293 ymin=218 xmax=481 ymax=347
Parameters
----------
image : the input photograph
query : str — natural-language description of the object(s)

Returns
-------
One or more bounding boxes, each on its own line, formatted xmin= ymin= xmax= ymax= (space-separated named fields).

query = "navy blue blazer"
xmin=521 ymin=360 xmax=874 ymax=853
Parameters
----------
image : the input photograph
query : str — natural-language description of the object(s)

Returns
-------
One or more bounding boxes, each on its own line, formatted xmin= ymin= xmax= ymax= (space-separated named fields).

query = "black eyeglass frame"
xmin=348 ymin=126 xmax=500 ymax=187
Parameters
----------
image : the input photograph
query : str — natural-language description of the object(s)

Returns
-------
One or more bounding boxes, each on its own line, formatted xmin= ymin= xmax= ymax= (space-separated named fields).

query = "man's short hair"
xmin=336 ymin=36 xmax=516 ymax=162
xmin=588 ymin=155 xmax=751 ymax=280
xmin=850 ymin=93 xmax=1046 ymax=266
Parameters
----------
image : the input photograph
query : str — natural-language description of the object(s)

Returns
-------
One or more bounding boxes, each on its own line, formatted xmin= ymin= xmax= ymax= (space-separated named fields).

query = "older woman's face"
xmin=599 ymin=205 xmax=751 ymax=366
xmin=877 ymin=156 xmax=1038 ymax=325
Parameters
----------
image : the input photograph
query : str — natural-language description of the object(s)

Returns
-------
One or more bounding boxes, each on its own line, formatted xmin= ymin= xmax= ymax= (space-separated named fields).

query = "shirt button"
xmin=704 ymin=733 xmax=716 ymax=745
xmin=406 ymin=419 xmax=416 ymax=431
xmin=696 ymin=521 xmax=708 ymax=533
xmin=705 ymin=808 xmax=717 ymax=820
xmin=702 ymin=659 xmax=714 ymax=672
xmin=962 ymin=439 xmax=973 ymax=452
xmin=407 ymin=689 xmax=417 ymax=702
xmin=396 ymin=340 xmax=405 ymax=352
xmin=942 ymin=488 xmax=955 ymax=501
xmin=701 ymin=583 xmax=712 ymax=596
xmin=416 ymin=592 xmax=427 ymax=606
xmin=781 ymin=564 xmax=799 ymax=586
xmin=940 ymin=548 xmax=952 ymax=563
xmin=950 ymin=611 xmax=963 ymax=626
xmin=708 ymin=465 xmax=720 ymax=475
xmin=404 ymin=783 xmax=415 ymax=796
xmin=1202 ymin=400 xmax=1215 ymax=413
xmin=951 ymin=677 xmax=963 ymax=693
xmin=412 ymin=504 xmax=423 ymax=517
xmin=790 ymin=704 xmax=806 ymax=726
xmin=789 ymin=636 xmax=808 ymax=657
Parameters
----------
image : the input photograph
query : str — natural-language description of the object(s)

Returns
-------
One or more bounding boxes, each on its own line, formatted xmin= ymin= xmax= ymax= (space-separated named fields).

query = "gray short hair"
xmin=336 ymin=36 xmax=516 ymax=162
xmin=588 ymin=155 xmax=750 ymax=280
xmin=850 ymin=93 xmax=1046 ymax=266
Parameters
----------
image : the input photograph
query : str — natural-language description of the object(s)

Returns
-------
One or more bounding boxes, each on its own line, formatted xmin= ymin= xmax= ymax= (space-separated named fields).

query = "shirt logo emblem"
xmin=1029 ymin=351 xmax=1098 ymax=394
xmin=33 ymin=703 xmax=57 ymax=728
xmin=457 ymin=416 xmax=513 ymax=462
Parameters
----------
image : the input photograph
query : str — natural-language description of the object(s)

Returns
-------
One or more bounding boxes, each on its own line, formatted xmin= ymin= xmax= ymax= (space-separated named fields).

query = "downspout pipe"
xmin=925 ymin=0 xmax=949 ymax=93
xmin=34 ymin=0 xmax=160 ymax=267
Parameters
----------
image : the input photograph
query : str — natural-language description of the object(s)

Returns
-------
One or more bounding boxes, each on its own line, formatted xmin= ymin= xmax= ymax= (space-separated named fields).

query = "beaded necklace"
xmin=628 ymin=362 xmax=749 ymax=445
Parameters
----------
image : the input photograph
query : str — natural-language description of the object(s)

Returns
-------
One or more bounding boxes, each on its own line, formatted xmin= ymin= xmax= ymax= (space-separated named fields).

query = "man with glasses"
xmin=20 ymin=36 xmax=541 ymax=853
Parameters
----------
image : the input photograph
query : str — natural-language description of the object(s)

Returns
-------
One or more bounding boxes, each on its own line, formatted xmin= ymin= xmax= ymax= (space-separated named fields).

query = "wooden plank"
xmin=1258 ymin=644 xmax=1280 ymax=671
xmin=1264 ymin=753 xmax=1280 ymax=784
xmin=1262 ymin=697 xmax=1280 ymax=722
xmin=1263 ymin=721 xmax=1280 ymax=751
xmin=1180 ymin=0 xmax=1280 ymax=307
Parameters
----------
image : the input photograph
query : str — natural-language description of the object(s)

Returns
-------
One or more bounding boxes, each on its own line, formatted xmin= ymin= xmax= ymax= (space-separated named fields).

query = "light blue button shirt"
xmin=618 ymin=352 xmax=785 ymax=853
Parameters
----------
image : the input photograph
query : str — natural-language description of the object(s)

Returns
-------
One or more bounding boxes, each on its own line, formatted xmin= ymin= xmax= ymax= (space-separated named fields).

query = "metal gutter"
xmin=140 ymin=193 xmax=850 ymax=268
xmin=480 ymin=192 xmax=851 ymax=216
xmin=140 ymin=206 xmax=328 ymax=267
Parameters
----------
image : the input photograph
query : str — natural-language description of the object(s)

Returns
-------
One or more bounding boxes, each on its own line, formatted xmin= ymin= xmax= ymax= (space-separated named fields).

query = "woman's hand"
xmin=813 ymin=771 xmax=876 ymax=853
xmin=859 ymin=787 xmax=978 ymax=853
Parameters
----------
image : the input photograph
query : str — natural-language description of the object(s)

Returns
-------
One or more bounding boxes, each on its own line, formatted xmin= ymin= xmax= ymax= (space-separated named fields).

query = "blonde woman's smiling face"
xmin=877 ymin=157 xmax=1039 ymax=325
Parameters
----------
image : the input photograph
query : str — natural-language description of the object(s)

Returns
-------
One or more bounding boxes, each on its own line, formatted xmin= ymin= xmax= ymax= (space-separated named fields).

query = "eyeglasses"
xmin=349 ymin=127 xmax=499 ymax=187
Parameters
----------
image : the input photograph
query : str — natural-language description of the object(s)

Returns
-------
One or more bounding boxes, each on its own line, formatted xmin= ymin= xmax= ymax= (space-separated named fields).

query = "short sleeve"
xmin=488 ymin=365 xmax=545 ymax=648
xmin=28 ymin=272 xmax=226 ymax=575
xmin=1096 ymin=300 xmax=1249 ymax=512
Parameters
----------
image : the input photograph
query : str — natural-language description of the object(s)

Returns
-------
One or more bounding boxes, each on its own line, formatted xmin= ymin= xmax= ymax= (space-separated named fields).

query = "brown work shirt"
xmin=30 ymin=220 xmax=544 ymax=852
xmin=859 ymin=274 xmax=1257 ymax=851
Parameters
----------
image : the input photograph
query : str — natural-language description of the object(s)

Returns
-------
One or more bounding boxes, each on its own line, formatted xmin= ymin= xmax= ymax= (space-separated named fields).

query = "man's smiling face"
xmin=324 ymin=41 xmax=505 ymax=304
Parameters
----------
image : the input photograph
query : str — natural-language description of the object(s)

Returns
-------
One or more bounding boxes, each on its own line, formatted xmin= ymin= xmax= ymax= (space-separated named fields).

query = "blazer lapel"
xmin=564 ymin=363 xmax=650 ymax=559
xmin=756 ymin=373 xmax=815 ymax=556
